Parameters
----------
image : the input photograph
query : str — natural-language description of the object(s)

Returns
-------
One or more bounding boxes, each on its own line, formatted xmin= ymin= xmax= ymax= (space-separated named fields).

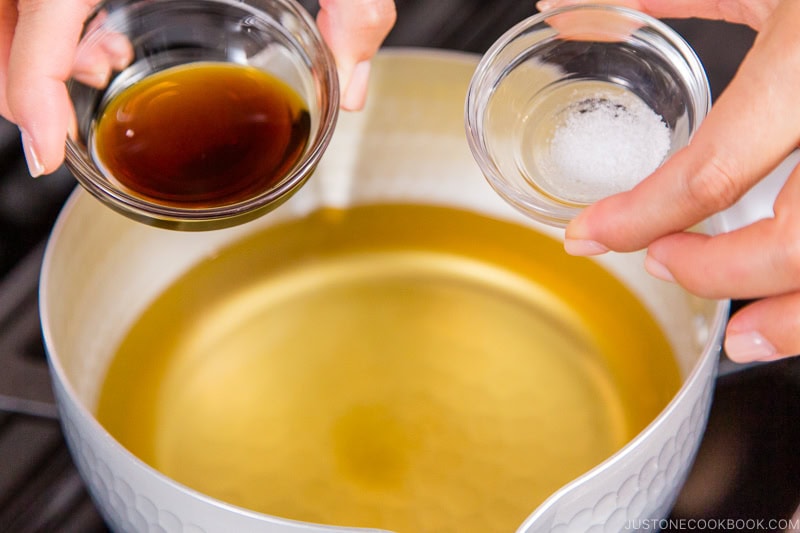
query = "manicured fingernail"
xmin=563 ymin=238 xmax=608 ymax=256
xmin=725 ymin=331 xmax=777 ymax=362
xmin=341 ymin=60 xmax=370 ymax=111
xmin=644 ymin=255 xmax=675 ymax=282
xmin=20 ymin=129 xmax=44 ymax=178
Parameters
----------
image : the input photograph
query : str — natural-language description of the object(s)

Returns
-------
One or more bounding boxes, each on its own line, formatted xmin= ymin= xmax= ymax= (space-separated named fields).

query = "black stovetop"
xmin=0 ymin=2 xmax=797 ymax=532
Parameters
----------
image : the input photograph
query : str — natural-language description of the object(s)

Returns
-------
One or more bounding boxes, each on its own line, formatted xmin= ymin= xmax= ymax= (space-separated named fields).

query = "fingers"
xmin=3 ymin=0 xmax=392 ymax=178
xmin=639 ymin=0 xmax=777 ymax=29
xmin=536 ymin=0 xmax=777 ymax=29
xmin=643 ymin=160 xmax=800 ymax=299
xmin=6 ymin=0 xmax=99 ymax=176
xmin=725 ymin=295 xmax=800 ymax=363
xmin=643 ymin=221 xmax=786 ymax=300
xmin=545 ymin=0 xmax=800 ymax=364
xmin=72 ymin=31 xmax=134 ymax=89
xmin=641 ymin=162 xmax=800 ymax=363
xmin=0 ymin=0 xmax=18 ymax=119
xmin=317 ymin=0 xmax=396 ymax=110
xmin=72 ymin=10 xmax=134 ymax=88
xmin=565 ymin=0 xmax=800 ymax=254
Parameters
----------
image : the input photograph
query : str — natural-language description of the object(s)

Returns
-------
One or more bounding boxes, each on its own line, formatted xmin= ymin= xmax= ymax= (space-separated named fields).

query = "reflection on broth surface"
xmin=96 ymin=204 xmax=679 ymax=532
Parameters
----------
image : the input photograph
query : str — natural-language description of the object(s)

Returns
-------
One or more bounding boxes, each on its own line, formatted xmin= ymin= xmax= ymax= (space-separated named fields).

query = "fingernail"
xmin=537 ymin=1 xmax=553 ymax=11
xmin=20 ymin=129 xmax=44 ymax=178
xmin=111 ymin=53 xmax=131 ymax=71
xmin=563 ymin=238 xmax=608 ymax=256
xmin=644 ymin=255 xmax=675 ymax=282
xmin=341 ymin=60 xmax=370 ymax=111
xmin=724 ymin=331 xmax=777 ymax=362
xmin=104 ymin=36 xmax=133 ymax=70
xmin=80 ymin=69 xmax=111 ymax=89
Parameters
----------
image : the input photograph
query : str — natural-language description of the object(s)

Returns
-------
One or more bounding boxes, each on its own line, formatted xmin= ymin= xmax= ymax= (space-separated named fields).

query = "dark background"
xmin=1 ymin=1 xmax=798 ymax=532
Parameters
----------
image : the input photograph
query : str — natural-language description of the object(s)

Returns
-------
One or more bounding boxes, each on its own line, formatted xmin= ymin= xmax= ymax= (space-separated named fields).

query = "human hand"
xmin=536 ymin=0 xmax=800 ymax=363
xmin=0 ymin=0 xmax=113 ymax=177
xmin=317 ymin=0 xmax=396 ymax=110
xmin=0 ymin=0 xmax=396 ymax=178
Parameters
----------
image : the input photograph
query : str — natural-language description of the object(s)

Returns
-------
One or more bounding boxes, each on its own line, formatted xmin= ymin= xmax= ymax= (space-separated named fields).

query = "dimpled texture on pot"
xmin=53 ymin=372 xmax=355 ymax=533
xmin=518 ymin=337 xmax=719 ymax=533
xmin=55 ymin=379 xmax=205 ymax=533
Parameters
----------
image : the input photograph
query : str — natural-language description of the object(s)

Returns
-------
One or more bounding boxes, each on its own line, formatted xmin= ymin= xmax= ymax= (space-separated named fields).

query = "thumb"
xmin=316 ymin=0 xmax=396 ymax=110
xmin=7 ymin=0 xmax=98 ymax=176
xmin=565 ymin=0 xmax=800 ymax=253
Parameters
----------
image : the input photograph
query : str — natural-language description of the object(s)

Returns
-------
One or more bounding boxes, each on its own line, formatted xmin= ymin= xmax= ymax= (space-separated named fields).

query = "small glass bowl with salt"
xmin=465 ymin=4 xmax=711 ymax=227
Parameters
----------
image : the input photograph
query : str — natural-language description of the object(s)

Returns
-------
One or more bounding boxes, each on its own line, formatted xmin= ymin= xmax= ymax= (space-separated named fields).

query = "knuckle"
xmin=683 ymin=153 xmax=746 ymax=214
xmin=355 ymin=0 xmax=397 ymax=32
xmin=320 ymin=0 xmax=397 ymax=31
xmin=775 ymin=221 xmax=800 ymax=279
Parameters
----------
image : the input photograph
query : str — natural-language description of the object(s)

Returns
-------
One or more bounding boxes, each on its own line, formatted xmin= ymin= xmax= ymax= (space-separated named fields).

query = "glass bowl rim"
xmin=464 ymin=3 xmax=712 ymax=228
xmin=64 ymin=0 xmax=340 ymax=231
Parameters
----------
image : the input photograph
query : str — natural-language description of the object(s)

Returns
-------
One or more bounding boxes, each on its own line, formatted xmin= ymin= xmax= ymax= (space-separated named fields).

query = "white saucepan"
xmin=42 ymin=50 xmax=750 ymax=532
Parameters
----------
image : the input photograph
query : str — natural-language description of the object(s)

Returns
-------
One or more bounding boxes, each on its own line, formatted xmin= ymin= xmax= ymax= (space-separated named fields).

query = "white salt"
xmin=545 ymin=93 xmax=671 ymax=202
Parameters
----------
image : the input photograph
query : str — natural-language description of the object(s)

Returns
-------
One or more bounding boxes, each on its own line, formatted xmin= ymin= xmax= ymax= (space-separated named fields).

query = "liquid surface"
xmin=97 ymin=204 xmax=680 ymax=532
xmin=92 ymin=62 xmax=310 ymax=207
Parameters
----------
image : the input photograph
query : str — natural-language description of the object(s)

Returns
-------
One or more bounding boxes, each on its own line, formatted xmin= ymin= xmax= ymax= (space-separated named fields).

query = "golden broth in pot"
xmin=96 ymin=204 xmax=679 ymax=532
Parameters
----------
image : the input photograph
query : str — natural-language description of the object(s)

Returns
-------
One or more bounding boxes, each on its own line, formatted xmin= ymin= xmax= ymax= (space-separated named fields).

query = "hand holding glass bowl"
xmin=466 ymin=0 xmax=800 ymax=365
xmin=465 ymin=3 xmax=711 ymax=229
xmin=64 ymin=0 xmax=340 ymax=230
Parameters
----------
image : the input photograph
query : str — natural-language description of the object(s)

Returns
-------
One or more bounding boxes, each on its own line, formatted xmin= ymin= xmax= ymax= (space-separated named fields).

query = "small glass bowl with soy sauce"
xmin=66 ymin=0 xmax=339 ymax=230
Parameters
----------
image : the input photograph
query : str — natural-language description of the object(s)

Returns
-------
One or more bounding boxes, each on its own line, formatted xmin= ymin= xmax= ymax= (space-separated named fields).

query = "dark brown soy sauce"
xmin=92 ymin=62 xmax=311 ymax=208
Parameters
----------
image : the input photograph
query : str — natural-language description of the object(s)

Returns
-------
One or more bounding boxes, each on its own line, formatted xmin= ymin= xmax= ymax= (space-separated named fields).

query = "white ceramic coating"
xmin=40 ymin=50 xmax=728 ymax=532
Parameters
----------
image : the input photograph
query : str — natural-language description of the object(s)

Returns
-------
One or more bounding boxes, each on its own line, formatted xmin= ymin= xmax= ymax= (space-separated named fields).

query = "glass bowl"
xmin=465 ymin=4 xmax=711 ymax=228
xmin=65 ymin=0 xmax=339 ymax=230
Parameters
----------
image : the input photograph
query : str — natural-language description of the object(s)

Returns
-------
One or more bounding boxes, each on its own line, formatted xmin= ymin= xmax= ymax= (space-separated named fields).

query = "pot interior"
xmin=41 ymin=51 xmax=722 ymax=532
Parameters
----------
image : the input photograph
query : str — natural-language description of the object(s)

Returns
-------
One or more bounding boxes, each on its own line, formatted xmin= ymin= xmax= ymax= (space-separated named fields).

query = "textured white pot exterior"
xmin=41 ymin=50 xmax=727 ymax=533
xmin=518 ymin=333 xmax=719 ymax=533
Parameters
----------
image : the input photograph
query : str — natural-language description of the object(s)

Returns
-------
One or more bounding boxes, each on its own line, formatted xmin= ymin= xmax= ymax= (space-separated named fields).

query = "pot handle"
xmin=714 ymin=149 xmax=800 ymax=377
